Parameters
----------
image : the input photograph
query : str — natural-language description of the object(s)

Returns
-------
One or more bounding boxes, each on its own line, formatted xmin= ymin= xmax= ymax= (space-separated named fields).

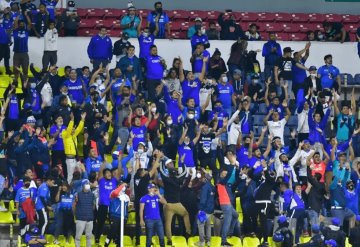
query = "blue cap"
xmin=309 ymin=66 xmax=317 ymax=71
xmin=325 ymin=239 xmax=337 ymax=247
xmin=23 ymin=103 xmax=32 ymax=110
xmin=303 ymin=139 xmax=310 ymax=144
xmin=356 ymin=215 xmax=360 ymax=222
xmin=311 ymin=224 xmax=320 ymax=233
xmin=81 ymin=179 xmax=90 ymax=187
xmin=197 ymin=211 xmax=207 ymax=223
xmin=331 ymin=217 xmax=340 ymax=226
xmin=147 ymin=183 xmax=156 ymax=189
xmin=278 ymin=215 xmax=287 ymax=224
xmin=273 ymin=231 xmax=284 ymax=242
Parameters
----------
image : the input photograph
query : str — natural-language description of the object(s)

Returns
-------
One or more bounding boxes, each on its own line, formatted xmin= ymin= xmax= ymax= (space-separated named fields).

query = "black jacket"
xmin=349 ymin=226 xmax=360 ymax=247
xmin=306 ymin=168 xmax=326 ymax=213
xmin=303 ymin=76 xmax=322 ymax=95
xmin=217 ymin=13 xmax=245 ymax=40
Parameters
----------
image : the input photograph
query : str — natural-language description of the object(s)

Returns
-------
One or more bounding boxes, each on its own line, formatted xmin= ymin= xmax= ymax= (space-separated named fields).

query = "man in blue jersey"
xmin=146 ymin=1 xmax=170 ymax=39
xmin=40 ymin=0 xmax=58 ymax=20
xmin=35 ymin=176 xmax=55 ymax=235
xmin=63 ymin=69 xmax=86 ymax=107
xmin=13 ymin=16 xmax=31 ymax=81
xmin=118 ymin=45 xmax=142 ymax=82
xmin=216 ymin=73 xmax=235 ymax=116
xmin=137 ymin=14 xmax=158 ymax=64
xmin=262 ymin=32 xmax=282 ymax=80
xmin=292 ymin=42 xmax=311 ymax=97
xmin=0 ymin=23 xmax=12 ymax=75
xmin=317 ymin=54 xmax=341 ymax=92
xmin=190 ymin=43 xmax=210 ymax=76
xmin=87 ymin=27 xmax=113 ymax=71
xmin=140 ymin=183 xmax=167 ymax=247
xmin=145 ymin=45 xmax=166 ymax=101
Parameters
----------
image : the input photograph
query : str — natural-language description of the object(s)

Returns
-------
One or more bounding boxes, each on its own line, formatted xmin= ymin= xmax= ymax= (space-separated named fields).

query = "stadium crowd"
xmin=1 ymin=1 xmax=360 ymax=247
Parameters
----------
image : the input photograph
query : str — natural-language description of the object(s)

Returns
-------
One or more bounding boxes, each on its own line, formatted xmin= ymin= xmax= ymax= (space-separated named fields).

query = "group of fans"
xmin=1 ymin=1 xmax=360 ymax=247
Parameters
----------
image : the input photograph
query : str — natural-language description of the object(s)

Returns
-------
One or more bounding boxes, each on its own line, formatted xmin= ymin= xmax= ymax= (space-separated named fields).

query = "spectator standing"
xmin=245 ymin=23 xmax=261 ymax=41
xmin=0 ymin=22 xmax=12 ymax=75
xmin=118 ymin=45 xmax=142 ymax=82
xmin=147 ymin=1 xmax=170 ymax=39
xmin=32 ymin=3 xmax=50 ymax=38
xmin=61 ymin=1 xmax=80 ymax=37
xmin=323 ymin=21 xmax=350 ymax=43
xmin=113 ymin=32 xmax=131 ymax=63
xmin=217 ymin=10 xmax=245 ymax=40
xmin=140 ymin=183 xmax=167 ymax=247
xmin=349 ymin=216 xmax=360 ymax=247
xmin=206 ymin=21 xmax=220 ymax=40
xmin=190 ymin=26 xmax=210 ymax=53
xmin=145 ymin=45 xmax=166 ymax=101
xmin=120 ymin=5 xmax=140 ymax=38
xmin=317 ymin=54 xmax=341 ymax=92
xmin=262 ymin=32 xmax=282 ymax=80
xmin=40 ymin=0 xmax=58 ymax=21
xmin=187 ymin=17 xmax=204 ymax=39
xmin=87 ymin=27 xmax=113 ymax=71
xmin=190 ymin=43 xmax=210 ymax=76
xmin=74 ymin=179 xmax=95 ymax=247
xmin=227 ymin=39 xmax=248 ymax=81
xmin=292 ymin=42 xmax=311 ymax=97
xmin=209 ymin=48 xmax=227 ymax=81
xmin=42 ymin=21 xmax=58 ymax=72
xmin=137 ymin=15 xmax=158 ymax=64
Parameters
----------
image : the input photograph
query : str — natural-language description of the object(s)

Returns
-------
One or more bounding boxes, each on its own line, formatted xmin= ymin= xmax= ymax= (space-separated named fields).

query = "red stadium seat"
xmin=324 ymin=14 xmax=342 ymax=23
xmin=290 ymin=33 xmax=307 ymax=41
xmin=180 ymin=22 xmax=190 ymax=30
xmin=171 ymin=31 xmax=186 ymax=39
xmin=79 ymin=19 xmax=96 ymax=28
xmin=308 ymin=13 xmax=326 ymax=23
xmin=169 ymin=21 xmax=182 ymax=31
xmin=76 ymin=8 xmax=88 ymax=18
xmin=206 ymin=11 xmax=221 ymax=21
xmin=257 ymin=12 xmax=276 ymax=22
xmin=344 ymin=24 xmax=358 ymax=33
xmin=274 ymin=13 xmax=292 ymax=22
xmin=264 ymin=23 xmax=283 ymax=32
xmin=342 ymin=15 xmax=359 ymax=24
xmin=276 ymin=32 xmax=289 ymax=41
xmin=172 ymin=10 xmax=190 ymax=20
xmin=299 ymin=23 xmax=316 ymax=33
xmin=103 ymin=9 xmax=122 ymax=19
xmin=189 ymin=10 xmax=208 ymax=21
xmin=108 ymin=29 xmax=121 ymax=37
xmin=137 ymin=9 xmax=150 ymax=18
xmin=291 ymin=13 xmax=309 ymax=23
xmin=282 ymin=23 xmax=300 ymax=33
xmin=313 ymin=23 xmax=325 ymax=32
xmin=254 ymin=22 xmax=266 ymax=32
xmin=87 ymin=8 xmax=106 ymax=19
xmin=100 ymin=19 xmax=117 ymax=29
xmin=77 ymin=28 xmax=97 ymax=37
xmin=239 ymin=12 xmax=258 ymax=22
xmin=349 ymin=34 xmax=356 ymax=42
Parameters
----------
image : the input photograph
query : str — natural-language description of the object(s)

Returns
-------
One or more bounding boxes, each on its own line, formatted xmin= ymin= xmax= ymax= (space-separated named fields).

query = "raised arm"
xmin=351 ymin=87 xmax=356 ymax=113
xmin=198 ymin=56 xmax=208 ymax=81
xmin=331 ymin=138 xmax=338 ymax=162
xmin=255 ymin=126 xmax=267 ymax=147
xmin=263 ymin=109 xmax=274 ymax=125
xmin=349 ymin=139 xmax=355 ymax=161
xmin=137 ymin=16 xmax=143 ymax=36
xmin=179 ymin=57 xmax=185 ymax=82
xmin=178 ymin=125 xmax=188 ymax=145
xmin=264 ymin=78 xmax=271 ymax=106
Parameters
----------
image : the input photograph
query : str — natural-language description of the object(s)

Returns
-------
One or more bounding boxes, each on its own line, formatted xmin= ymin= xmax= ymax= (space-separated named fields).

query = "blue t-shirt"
xmin=236 ymin=146 xmax=249 ymax=167
xmin=146 ymin=55 xmax=164 ymax=80
xmin=98 ymin=177 xmax=118 ymax=206
xmin=336 ymin=113 xmax=355 ymax=142
xmin=208 ymin=110 xmax=229 ymax=129
xmin=24 ymin=233 xmax=45 ymax=246
xmin=15 ymin=187 xmax=33 ymax=218
xmin=131 ymin=125 xmax=147 ymax=150
xmin=317 ymin=65 xmax=340 ymax=89
xmin=35 ymin=183 xmax=50 ymax=210
xmin=147 ymin=11 xmax=169 ymax=38
xmin=40 ymin=0 xmax=57 ymax=20
xmin=181 ymin=78 xmax=201 ymax=106
xmin=140 ymin=194 xmax=161 ymax=220
xmin=49 ymin=125 xmax=66 ymax=151
xmin=217 ymin=83 xmax=234 ymax=108
xmin=190 ymin=34 xmax=209 ymax=52
xmin=85 ymin=156 xmax=103 ymax=175
xmin=192 ymin=50 xmax=210 ymax=73
xmin=178 ymin=142 xmax=195 ymax=167
xmin=13 ymin=29 xmax=29 ymax=53
xmin=59 ymin=192 xmax=74 ymax=211
xmin=138 ymin=34 xmax=155 ymax=59
xmin=292 ymin=58 xmax=307 ymax=84
xmin=8 ymin=95 xmax=19 ymax=119
xmin=1 ymin=18 xmax=13 ymax=30
xmin=64 ymin=79 xmax=84 ymax=104
xmin=30 ymin=88 xmax=41 ymax=112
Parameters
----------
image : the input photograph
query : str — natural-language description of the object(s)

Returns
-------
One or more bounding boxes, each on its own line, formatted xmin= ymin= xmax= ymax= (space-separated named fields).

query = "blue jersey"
xmin=164 ymin=90 xmax=182 ymax=124
xmin=317 ymin=65 xmax=340 ymax=89
xmin=30 ymin=88 xmax=41 ymax=112
xmin=178 ymin=142 xmax=195 ymax=167
xmin=1 ymin=18 xmax=13 ymax=31
xmin=217 ymin=83 xmax=234 ymax=108
xmin=35 ymin=183 xmax=50 ymax=210
xmin=15 ymin=187 xmax=34 ymax=218
xmin=147 ymin=11 xmax=169 ymax=38
xmin=13 ymin=29 xmax=29 ymax=53
xmin=208 ymin=110 xmax=229 ymax=129
xmin=146 ymin=55 xmax=164 ymax=80
xmin=64 ymin=79 xmax=84 ymax=104
xmin=49 ymin=125 xmax=66 ymax=151
xmin=138 ymin=34 xmax=155 ymax=59
xmin=0 ymin=26 xmax=9 ymax=45
xmin=85 ymin=156 xmax=103 ymax=175
xmin=98 ymin=177 xmax=118 ymax=206
xmin=109 ymin=197 xmax=129 ymax=218
xmin=140 ymin=194 xmax=161 ymax=220
xmin=181 ymin=78 xmax=201 ymax=106
xmin=190 ymin=34 xmax=209 ymax=52
xmin=40 ymin=0 xmax=57 ymax=20
xmin=131 ymin=125 xmax=146 ymax=150
xmin=292 ymin=58 xmax=307 ymax=84
xmin=59 ymin=192 xmax=74 ymax=211
xmin=236 ymin=146 xmax=249 ymax=167
xmin=8 ymin=95 xmax=19 ymax=119
xmin=192 ymin=50 xmax=210 ymax=73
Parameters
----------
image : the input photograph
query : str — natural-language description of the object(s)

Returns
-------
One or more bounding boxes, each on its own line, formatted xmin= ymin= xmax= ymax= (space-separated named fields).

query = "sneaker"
xmin=194 ymin=241 xmax=205 ymax=247
xmin=221 ymin=242 xmax=233 ymax=247
xmin=53 ymin=240 xmax=60 ymax=245
xmin=184 ymin=232 xmax=191 ymax=240
xmin=0 ymin=205 xmax=8 ymax=212
xmin=206 ymin=241 xmax=211 ymax=246
xmin=167 ymin=239 xmax=173 ymax=246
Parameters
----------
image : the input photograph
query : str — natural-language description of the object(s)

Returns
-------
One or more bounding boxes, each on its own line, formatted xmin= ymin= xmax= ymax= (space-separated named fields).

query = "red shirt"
xmin=310 ymin=160 xmax=326 ymax=183
xmin=217 ymin=184 xmax=231 ymax=206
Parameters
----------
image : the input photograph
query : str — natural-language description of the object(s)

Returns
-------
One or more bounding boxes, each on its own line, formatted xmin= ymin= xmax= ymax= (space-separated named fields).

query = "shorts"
xmin=331 ymin=208 xmax=354 ymax=226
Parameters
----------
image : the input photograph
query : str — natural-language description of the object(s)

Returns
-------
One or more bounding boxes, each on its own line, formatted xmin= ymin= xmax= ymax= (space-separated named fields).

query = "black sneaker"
xmin=167 ymin=239 xmax=173 ymax=246
xmin=221 ymin=242 xmax=233 ymax=247
xmin=184 ymin=232 xmax=191 ymax=240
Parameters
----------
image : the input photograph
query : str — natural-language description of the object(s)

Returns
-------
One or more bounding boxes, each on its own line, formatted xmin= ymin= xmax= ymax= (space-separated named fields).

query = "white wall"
xmin=26 ymin=37 xmax=360 ymax=76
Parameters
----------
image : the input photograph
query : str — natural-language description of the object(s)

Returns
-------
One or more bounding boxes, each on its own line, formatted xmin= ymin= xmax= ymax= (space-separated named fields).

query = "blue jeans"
xmin=220 ymin=205 xmax=239 ymax=243
xmin=307 ymin=209 xmax=319 ymax=227
xmin=145 ymin=219 xmax=165 ymax=247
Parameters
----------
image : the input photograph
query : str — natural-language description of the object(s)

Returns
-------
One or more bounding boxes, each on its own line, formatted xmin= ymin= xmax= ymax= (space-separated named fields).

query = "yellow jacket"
xmin=62 ymin=120 xmax=84 ymax=156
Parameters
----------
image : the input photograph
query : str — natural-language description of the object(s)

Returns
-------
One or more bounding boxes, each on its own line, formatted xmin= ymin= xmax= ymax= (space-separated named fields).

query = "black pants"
xmin=242 ymin=205 xmax=258 ymax=234
xmin=0 ymin=44 xmax=10 ymax=69
xmin=37 ymin=208 xmax=48 ymax=235
xmin=64 ymin=29 xmax=77 ymax=36
xmin=105 ymin=217 xmax=121 ymax=247
xmin=255 ymin=202 xmax=272 ymax=244
xmin=135 ymin=202 xmax=142 ymax=244
xmin=42 ymin=51 xmax=57 ymax=71
xmin=146 ymin=79 xmax=161 ymax=102
xmin=95 ymin=205 xmax=109 ymax=241
xmin=199 ymin=157 xmax=218 ymax=183
xmin=51 ymin=150 xmax=66 ymax=177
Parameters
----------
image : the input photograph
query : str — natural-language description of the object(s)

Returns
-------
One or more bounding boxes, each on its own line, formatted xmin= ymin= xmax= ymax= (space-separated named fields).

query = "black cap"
xmin=68 ymin=1 xmax=75 ymax=7
xmin=309 ymin=66 xmax=317 ymax=71
xmin=283 ymin=47 xmax=294 ymax=53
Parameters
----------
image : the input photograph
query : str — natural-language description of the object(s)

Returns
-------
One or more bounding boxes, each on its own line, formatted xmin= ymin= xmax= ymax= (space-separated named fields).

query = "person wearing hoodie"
xmin=262 ymin=32 xmax=282 ymax=80
xmin=295 ymin=224 xmax=324 ymax=247
xmin=321 ymin=217 xmax=346 ymax=247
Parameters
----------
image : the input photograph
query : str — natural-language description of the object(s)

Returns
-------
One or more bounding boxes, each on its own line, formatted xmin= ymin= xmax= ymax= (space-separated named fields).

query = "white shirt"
xmin=299 ymin=149 xmax=313 ymax=176
xmin=199 ymin=87 xmax=212 ymax=111
xmin=297 ymin=109 xmax=309 ymax=134
xmin=40 ymin=82 xmax=53 ymax=107
xmin=0 ymin=0 xmax=10 ymax=11
xmin=227 ymin=110 xmax=241 ymax=145
xmin=268 ymin=118 xmax=287 ymax=145
xmin=44 ymin=28 xmax=58 ymax=51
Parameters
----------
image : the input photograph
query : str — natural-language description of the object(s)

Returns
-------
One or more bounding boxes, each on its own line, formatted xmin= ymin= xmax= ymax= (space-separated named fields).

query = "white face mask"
xmin=184 ymin=141 xmax=190 ymax=146
xmin=138 ymin=149 xmax=144 ymax=154
xmin=166 ymin=119 xmax=173 ymax=125
xmin=318 ymin=34 xmax=324 ymax=39
xmin=310 ymin=73 xmax=316 ymax=78
xmin=151 ymin=107 xmax=157 ymax=113
xmin=196 ymin=173 xmax=201 ymax=179
xmin=253 ymin=79 xmax=259 ymax=84
xmin=143 ymin=32 xmax=148 ymax=37
xmin=30 ymin=83 xmax=36 ymax=89
xmin=188 ymin=114 xmax=195 ymax=120
xmin=222 ymin=76 xmax=228 ymax=83
xmin=84 ymin=184 xmax=90 ymax=191
xmin=121 ymin=186 xmax=127 ymax=193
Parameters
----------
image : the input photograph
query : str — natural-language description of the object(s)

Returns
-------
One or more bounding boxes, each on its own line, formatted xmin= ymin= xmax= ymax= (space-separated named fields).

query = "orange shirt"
xmin=217 ymin=184 xmax=231 ymax=206
xmin=310 ymin=161 xmax=326 ymax=183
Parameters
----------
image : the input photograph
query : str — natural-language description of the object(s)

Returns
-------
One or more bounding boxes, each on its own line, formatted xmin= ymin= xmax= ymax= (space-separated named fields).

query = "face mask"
xmin=138 ymin=149 xmax=144 ymax=154
xmin=196 ymin=173 xmax=201 ymax=179
xmin=30 ymin=83 xmax=36 ymax=89
xmin=348 ymin=185 xmax=354 ymax=190
xmin=143 ymin=32 xmax=148 ymax=37
xmin=166 ymin=119 xmax=173 ymax=125
xmin=151 ymin=107 xmax=157 ymax=113
xmin=121 ymin=186 xmax=127 ymax=193
xmin=93 ymin=95 xmax=99 ymax=101
xmin=240 ymin=174 xmax=247 ymax=180
xmin=222 ymin=77 xmax=228 ymax=83
xmin=24 ymin=183 xmax=30 ymax=188
xmin=68 ymin=7 xmax=74 ymax=11
xmin=310 ymin=73 xmax=316 ymax=78
xmin=318 ymin=34 xmax=324 ymax=40
xmin=188 ymin=114 xmax=194 ymax=119
xmin=244 ymin=143 xmax=250 ymax=149
xmin=122 ymin=93 xmax=130 ymax=97
xmin=184 ymin=141 xmax=190 ymax=146
xmin=84 ymin=184 xmax=91 ymax=191
xmin=62 ymin=91 xmax=68 ymax=96
xmin=253 ymin=79 xmax=259 ymax=84
xmin=122 ymin=39 xmax=128 ymax=43
xmin=214 ymin=106 xmax=222 ymax=112
xmin=96 ymin=79 xmax=102 ymax=84
xmin=149 ymin=192 xmax=154 ymax=196
xmin=156 ymin=7 xmax=162 ymax=13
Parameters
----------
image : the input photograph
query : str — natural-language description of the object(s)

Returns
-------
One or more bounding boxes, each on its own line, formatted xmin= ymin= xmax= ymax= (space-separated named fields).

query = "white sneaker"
xmin=206 ymin=241 xmax=211 ymax=246
xmin=0 ymin=205 xmax=7 ymax=212
xmin=195 ymin=241 xmax=205 ymax=247
xmin=53 ymin=239 xmax=60 ymax=245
